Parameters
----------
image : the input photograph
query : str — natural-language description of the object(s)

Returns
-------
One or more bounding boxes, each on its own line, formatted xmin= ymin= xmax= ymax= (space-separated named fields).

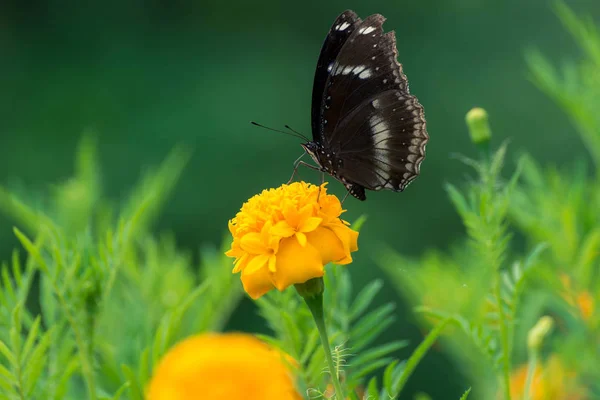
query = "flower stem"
xmin=523 ymin=352 xmax=538 ymax=400
xmin=303 ymin=293 xmax=344 ymax=399
xmin=494 ymin=276 xmax=511 ymax=400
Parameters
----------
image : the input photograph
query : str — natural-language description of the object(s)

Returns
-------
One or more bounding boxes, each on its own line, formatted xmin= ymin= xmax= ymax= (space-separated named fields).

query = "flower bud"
xmin=465 ymin=107 xmax=492 ymax=146
xmin=527 ymin=315 xmax=554 ymax=352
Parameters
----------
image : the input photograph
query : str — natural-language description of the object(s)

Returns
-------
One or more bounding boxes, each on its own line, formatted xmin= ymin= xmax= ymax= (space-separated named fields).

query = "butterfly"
xmin=293 ymin=10 xmax=429 ymax=201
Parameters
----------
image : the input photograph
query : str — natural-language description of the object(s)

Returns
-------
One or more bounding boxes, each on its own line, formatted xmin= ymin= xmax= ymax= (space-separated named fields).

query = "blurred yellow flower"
xmin=146 ymin=333 xmax=302 ymax=400
xmin=560 ymin=274 xmax=595 ymax=321
xmin=508 ymin=355 xmax=586 ymax=400
xmin=226 ymin=182 xmax=359 ymax=299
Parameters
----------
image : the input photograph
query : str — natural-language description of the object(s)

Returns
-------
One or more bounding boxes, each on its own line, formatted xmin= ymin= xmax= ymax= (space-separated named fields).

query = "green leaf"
xmin=459 ymin=387 xmax=472 ymax=400
xmin=23 ymin=327 xmax=55 ymax=396
xmin=365 ymin=376 xmax=378 ymax=399
xmin=445 ymin=183 xmax=469 ymax=217
xmin=2 ymin=267 xmax=16 ymax=304
xmin=0 ymin=363 xmax=14 ymax=382
xmin=0 ymin=340 xmax=17 ymax=368
xmin=13 ymin=228 xmax=50 ymax=274
xmin=383 ymin=360 xmax=405 ymax=396
xmin=349 ymin=279 xmax=383 ymax=320
xmin=299 ymin=328 xmax=320 ymax=364
xmin=10 ymin=304 xmax=22 ymax=359
xmin=0 ymin=375 xmax=14 ymax=394
xmin=0 ymin=187 xmax=55 ymax=235
xmin=350 ymin=303 xmax=396 ymax=351
xmin=121 ymin=364 xmax=143 ymax=400
xmin=110 ymin=381 xmax=131 ymax=400
xmin=393 ymin=317 xmax=454 ymax=396
xmin=20 ymin=316 xmax=42 ymax=366
xmin=53 ymin=356 xmax=79 ymax=400
xmin=350 ymin=214 xmax=368 ymax=232
xmin=350 ymin=341 xmax=408 ymax=369
xmin=349 ymin=357 xmax=395 ymax=381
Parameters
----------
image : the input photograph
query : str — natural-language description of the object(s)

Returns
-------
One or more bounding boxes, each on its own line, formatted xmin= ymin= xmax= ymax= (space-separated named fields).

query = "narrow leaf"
xmin=394 ymin=317 xmax=454 ymax=395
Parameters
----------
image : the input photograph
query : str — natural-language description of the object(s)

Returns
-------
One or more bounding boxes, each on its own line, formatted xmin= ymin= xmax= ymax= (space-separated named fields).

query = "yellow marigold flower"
xmin=226 ymin=182 xmax=359 ymax=299
xmin=576 ymin=291 xmax=594 ymax=320
xmin=146 ymin=333 xmax=302 ymax=400
xmin=507 ymin=355 xmax=587 ymax=400
xmin=559 ymin=274 xmax=595 ymax=321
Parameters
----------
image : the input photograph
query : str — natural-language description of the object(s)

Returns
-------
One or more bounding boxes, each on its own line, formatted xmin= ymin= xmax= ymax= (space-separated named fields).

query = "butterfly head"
xmin=301 ymin=141 xmax=320 ymax=163
xmin=301 ymin=141 xmax=338 ymax=173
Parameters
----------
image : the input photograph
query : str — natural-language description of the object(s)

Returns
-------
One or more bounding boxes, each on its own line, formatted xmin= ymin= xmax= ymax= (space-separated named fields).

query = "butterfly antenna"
xmin=284 ymin=125 xmax=310 ymax=141
xmin=250 ymin=121 xmax=307 ymax=141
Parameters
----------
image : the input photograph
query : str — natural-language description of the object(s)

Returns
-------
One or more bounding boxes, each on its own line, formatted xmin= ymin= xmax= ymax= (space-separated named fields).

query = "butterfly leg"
xmin=287 ymin=160 xmax=321 ymax=184
xmin=316 ymin=171 xmax=326 ymax=202
xmin=341 ymin=190 xmax=350 ymax=204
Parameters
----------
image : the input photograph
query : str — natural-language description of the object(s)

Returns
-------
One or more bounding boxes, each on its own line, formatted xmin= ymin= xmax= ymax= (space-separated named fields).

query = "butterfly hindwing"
xmin=335 ymin=90 xmax=427 ymax=192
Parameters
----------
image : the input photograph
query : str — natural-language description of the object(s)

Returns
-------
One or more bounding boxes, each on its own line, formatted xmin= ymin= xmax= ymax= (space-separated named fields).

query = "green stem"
xmin=396 ymin=317 xmax=453 ymax=395
xmin=494 ymin=276 xmax=511 ymax=400
xmin=523 ymin=352 xmax=538 ymax=400
xmin=303 ymin=294 xmax=344 ymax=399
xmin=41 ymin=272 xmax=97 ymax=400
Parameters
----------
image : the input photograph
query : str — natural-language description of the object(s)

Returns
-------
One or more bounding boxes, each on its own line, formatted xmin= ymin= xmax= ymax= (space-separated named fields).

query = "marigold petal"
xmin=296 ymin=232 xmax=307 ymax=247
xmin=272 ymin=237 xmax=324 ymax=291
xmin=298 ymin=217 xmax=322 ymax=233
xmin=282 ymin=203 xmax=301 ymax=227
xmin=271 ymin=221 xmax=296 ymax=238
xmin=268 ymin=254 xmax=277 ymax=272
xmin=297 ymin=203 xmax=314 ymax=221
xmin=240 ymin=233 xmax=267 ymax=254
xmin=326 ymin=222 xmax=359 ymax=263
xmin=241 ymin=266 xmax=276 ymax=299
xmin=147 ymin=333 xmax=303 ymax=400
xmin=304 ymin=226 xmax=347 ymax=264
xmin=232 ymin=254 xmax=249 ymax=273
xmin=245 ymin=254 xmax=270 ymax=275
xmin=224 ymin=248 xmax=236 ymax=257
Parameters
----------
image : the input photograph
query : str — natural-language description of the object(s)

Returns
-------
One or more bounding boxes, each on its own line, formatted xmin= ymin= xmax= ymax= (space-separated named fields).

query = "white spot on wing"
xmin=337 ymin=22 xmax=350 ymax=31
xmin=358 ymin=69 xmax=372 ymax=79
xmin=370 ymin=116 xmax=393 ymax=179
xmin=333 ymin=64 xmax=370 ymax=76
xmin=359 ymin=26 xmax=376 ymax=35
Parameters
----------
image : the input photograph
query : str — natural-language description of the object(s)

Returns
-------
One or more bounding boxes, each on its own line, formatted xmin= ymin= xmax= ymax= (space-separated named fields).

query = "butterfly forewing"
xmin=311 ymin=10 xmax=361 ymax=143
xmin=322 ymin=16 xmax=411 ymax=144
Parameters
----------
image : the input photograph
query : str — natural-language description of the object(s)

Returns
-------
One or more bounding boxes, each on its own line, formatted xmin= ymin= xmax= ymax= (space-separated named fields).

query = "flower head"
xmin=560 ymin=274 xmax=595 ymax=321
xmin=226 ymin=182 xmax=359 ymax=299
xmin=507 ymin=355 xmax=587 ymax=400
xmin=147 ymin=333 xmax=302 ymax=400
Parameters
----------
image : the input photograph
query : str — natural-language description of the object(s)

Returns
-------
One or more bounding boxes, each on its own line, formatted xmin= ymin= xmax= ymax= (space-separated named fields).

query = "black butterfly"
xmin=294 ymin=10 xmax=429 ymax=201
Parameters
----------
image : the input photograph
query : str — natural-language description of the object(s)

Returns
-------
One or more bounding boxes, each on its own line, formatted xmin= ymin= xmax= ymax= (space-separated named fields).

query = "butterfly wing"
xmin=335 ymin=90 xmax=427 ymax=192
xmin=311 ymin=10 xmax=361 ymax=144
xmin=322 ymin=14 xmax=429 ymax=193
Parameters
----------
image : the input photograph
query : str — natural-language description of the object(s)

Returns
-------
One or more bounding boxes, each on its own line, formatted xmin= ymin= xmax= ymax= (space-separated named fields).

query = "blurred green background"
xmin=1 ymin=0 xmax=599 ymax=397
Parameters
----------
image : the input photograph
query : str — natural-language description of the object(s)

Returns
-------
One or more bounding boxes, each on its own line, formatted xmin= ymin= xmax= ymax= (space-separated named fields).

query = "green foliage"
xmin=0 ymin=137 xmax=243 ymax=399
xmin=379 ymin=5 xmax=600 ymax=398
xmin=257 ymin=261 xmax=410 ymax=399
xmin=526 ymin=1 xmax=600 ymax=170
